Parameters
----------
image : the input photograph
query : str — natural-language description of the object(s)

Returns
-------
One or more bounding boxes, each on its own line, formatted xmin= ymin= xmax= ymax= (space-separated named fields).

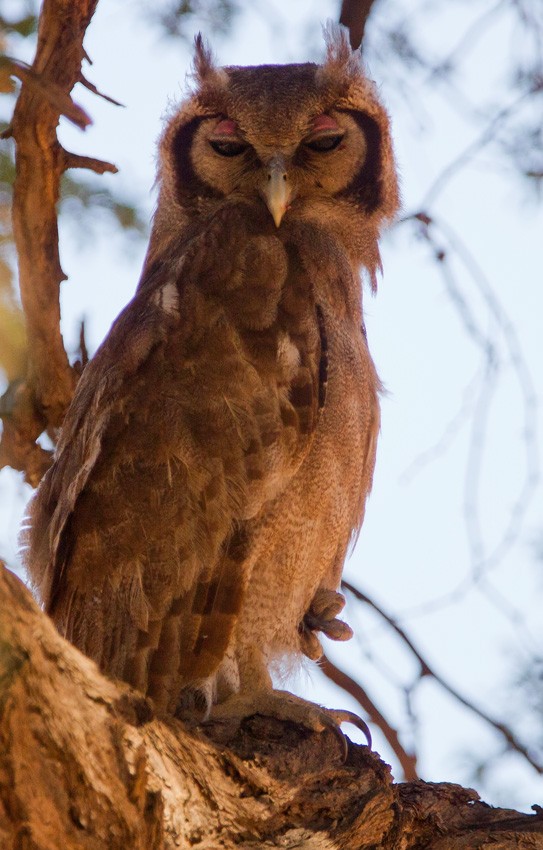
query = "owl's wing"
xmin=24 ymin=259 xmax=177 ymax=608
xmin=24 ymin=205 xmax=324 ymax=708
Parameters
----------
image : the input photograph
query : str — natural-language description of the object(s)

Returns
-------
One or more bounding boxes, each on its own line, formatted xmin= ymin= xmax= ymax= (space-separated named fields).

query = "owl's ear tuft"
xmin=192 ymin=33 xmax=228 ymax=90
xmin=318 ymin=22 xmax=362 ymax=86
xmin=193 ymin=33 xmax=214 ymax=82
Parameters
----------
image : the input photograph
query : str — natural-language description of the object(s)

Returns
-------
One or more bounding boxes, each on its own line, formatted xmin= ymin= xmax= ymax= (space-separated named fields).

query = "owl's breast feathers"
xmin=23 ymin=203 xmax=359 ymax=704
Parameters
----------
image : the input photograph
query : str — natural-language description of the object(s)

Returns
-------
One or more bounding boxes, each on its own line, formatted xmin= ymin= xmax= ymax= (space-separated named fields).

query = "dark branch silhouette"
xmin=339 ymin=0 xmax=380 ymax=50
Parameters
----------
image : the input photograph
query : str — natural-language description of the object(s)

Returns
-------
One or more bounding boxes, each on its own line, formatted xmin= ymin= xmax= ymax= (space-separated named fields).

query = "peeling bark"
xmin=1 ymin=563 xmax=542 ymax=850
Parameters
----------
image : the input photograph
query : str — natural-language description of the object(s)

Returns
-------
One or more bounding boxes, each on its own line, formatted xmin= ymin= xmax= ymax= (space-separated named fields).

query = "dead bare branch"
xmin=78 ymin=71 xmax=124 ymax=107
xmin=0 ymin=55 xmax=91 ymax=130
xmin=62 ymin=150 xmax=118 ymax=174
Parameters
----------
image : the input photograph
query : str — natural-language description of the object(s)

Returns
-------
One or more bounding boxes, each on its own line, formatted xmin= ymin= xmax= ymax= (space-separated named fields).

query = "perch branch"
xmin=1 ymin=562 xmax=542 ymax=849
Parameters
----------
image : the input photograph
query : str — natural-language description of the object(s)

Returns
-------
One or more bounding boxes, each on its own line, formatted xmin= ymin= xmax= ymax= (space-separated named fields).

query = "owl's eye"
xmin=209 ymin=139 xmax=249 ymax=157
xmin=305 ymin=134 xmax=344 ymax=153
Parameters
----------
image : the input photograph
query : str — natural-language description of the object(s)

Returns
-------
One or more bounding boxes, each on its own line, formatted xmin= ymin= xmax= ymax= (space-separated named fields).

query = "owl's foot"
xmin=203 ymin=689 xmax=371 ymax=758
xmin=299 ymin=589 xmax=353 ymax=660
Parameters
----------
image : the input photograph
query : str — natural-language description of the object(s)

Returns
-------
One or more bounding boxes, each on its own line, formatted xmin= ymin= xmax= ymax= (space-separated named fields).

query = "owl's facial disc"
xmin=187 ymin=108 xmax=371 ymax=225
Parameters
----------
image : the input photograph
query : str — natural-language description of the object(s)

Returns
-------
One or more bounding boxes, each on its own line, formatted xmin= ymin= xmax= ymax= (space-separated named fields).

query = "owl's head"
xmin=149 ymin=25 xmax=399 ymax=273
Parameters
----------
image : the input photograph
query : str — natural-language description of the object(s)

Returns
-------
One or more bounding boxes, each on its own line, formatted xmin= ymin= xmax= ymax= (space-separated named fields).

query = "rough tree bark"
xmin=1 ymin=563 xmax=543 ymax=850
xmin=0 ymin=0 xmax=116 ymax=486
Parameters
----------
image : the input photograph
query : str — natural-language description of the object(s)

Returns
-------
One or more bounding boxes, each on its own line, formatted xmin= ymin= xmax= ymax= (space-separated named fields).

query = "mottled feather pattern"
xmin=25 ymin=203 xmax=324 ymax=708
xmin=23 ymin=26 xmax=398 ymax=715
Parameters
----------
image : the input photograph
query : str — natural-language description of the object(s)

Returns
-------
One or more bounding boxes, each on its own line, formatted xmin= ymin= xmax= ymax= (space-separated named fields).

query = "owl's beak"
xmin=263 ymin=157 xmax=291 ymax=228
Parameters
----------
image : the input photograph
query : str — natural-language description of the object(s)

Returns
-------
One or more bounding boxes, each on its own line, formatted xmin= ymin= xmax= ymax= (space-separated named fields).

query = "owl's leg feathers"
xmin=299 ymin=589 xmax=354 ymax=660
xmin=203 ymin=689 xmax=371 ymax=758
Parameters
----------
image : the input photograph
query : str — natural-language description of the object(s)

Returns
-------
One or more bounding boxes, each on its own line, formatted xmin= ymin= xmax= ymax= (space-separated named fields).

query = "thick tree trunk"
xmin=1 ymin=563 xmax=542 ymax=850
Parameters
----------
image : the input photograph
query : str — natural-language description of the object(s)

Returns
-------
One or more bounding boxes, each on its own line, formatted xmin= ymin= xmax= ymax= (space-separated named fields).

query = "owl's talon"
xmin=321 ymin=619 xmax=353 ymax=641
xmin=308 ymin=589 xmax=346 ymax=619
xmin=203 ymin=689 xmax=371 ymax=759
xmin=320 ymin=714 xmax=349 ymax=762
xmin=322 ymin=708 xmax=372 ymax=750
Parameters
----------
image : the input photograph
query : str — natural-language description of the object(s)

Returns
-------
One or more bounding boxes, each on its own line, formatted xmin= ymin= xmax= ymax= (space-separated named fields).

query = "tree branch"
xmin=343 ymin=581 xmax=543 ymax=775
xmin=77 ymin=71 xmax=124 ymax=107
xmin=0 ymin=56 xmax=91 ymax=131
xmin=62 ymin=150 xmax=118 ymax=174
xmin=1 ymin=562 xmax=542 ymax=849
xmin=1 ymin=0 xmax=116 ymax=485
xmin=320 ymin=654 xmax=419 ymax=781
xmin=339 ymin=0 xmax=381 ymax=50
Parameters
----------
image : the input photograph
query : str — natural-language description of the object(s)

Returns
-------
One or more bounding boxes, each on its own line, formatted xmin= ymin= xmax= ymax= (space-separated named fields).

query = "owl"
xmin=23 ymin=26 xmax=398 ymax=733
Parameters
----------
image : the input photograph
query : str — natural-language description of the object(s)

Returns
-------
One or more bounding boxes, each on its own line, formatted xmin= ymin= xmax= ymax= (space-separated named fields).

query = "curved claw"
xmin=326 ymin=709 xmax=372 ymax=750
xmin=202 ymin=689 xmax=372 ymax=763
xmin=320 ymin=714 xmax=350 ymax=762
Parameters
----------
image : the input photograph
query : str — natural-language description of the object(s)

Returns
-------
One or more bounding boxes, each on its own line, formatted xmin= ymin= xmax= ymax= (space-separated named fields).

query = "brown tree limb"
xmin=320 ymin=654 xmax=419 ymax=781
xmin=0 ymin=382 xmax=52 ymax=485
xmin=343 ymin=580 xmax=543 ymax=775
xmin=0 ymin=57 xmax=91 ymax=131
xmin=1 ymin=0 xmax=117 ymax=485
xmin=339 ymin=0 xmax=381 ymax=50
xmin=1 ymin=562 xmax=542 ymax=849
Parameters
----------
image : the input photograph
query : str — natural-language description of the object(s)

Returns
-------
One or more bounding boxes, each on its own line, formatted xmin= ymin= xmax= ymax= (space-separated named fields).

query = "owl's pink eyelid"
xmin=311 ymin=114 xmax=340 ymax=133
xmin=213 ymin=118 xmax=239 ymax=136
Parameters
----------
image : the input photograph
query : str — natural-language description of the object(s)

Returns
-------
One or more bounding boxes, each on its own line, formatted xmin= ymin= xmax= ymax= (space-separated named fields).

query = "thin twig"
xmin=421 ymin=91 xmax=532 ymax=208
xmin=62 ymin=150 xmax=118 ymax=175
xmin=79 ymin=319 xmax=89 ymax=369
xmin=78 ymin=72 xmax=124 ymax=107
xmin=425 ymin=1 xmax=506 ymax=84
xmin=400 ymin=212 xmax=539 ymax=615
